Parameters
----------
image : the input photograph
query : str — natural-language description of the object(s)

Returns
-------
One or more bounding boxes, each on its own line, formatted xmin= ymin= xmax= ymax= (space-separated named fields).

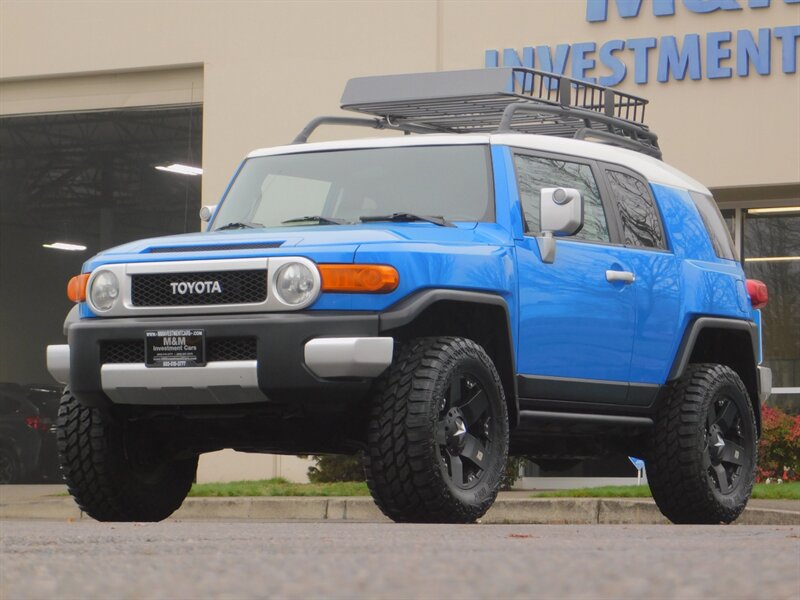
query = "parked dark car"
xmin=0 ymin=383 xmax=61 ymax=483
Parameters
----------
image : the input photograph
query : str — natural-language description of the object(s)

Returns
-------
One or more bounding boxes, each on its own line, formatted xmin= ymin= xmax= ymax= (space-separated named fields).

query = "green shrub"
xmin=307 ymin=454 xmax=364 ymax=483
xmin=758 ymin=405 xmax=800 ymax=482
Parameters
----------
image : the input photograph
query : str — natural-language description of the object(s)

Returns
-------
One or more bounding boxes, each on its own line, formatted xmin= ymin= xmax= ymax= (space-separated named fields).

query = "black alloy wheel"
xmin=435 ymin=372 xmax=499 ymax=491
xmin=704 ymin=395 xmax=750 ymax=495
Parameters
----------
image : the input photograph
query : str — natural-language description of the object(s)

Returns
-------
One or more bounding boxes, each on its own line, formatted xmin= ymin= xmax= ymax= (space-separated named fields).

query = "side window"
xmin=514 ymin=154 xmax=610 ymax=243
xmin=606 ymin=170 xmax=666 ymax=250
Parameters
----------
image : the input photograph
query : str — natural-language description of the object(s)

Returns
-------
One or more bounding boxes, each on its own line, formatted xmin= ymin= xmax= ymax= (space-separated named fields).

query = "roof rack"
xmin=293 ymin=68 xmax=661 ymax=159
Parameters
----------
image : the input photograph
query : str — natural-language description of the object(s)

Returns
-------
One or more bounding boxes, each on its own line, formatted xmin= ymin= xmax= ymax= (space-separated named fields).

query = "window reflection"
xmin=606 ymin=170 xmax=666 ymax=249
xmin=0 ymin=106 xmax=202 ymax=481
xmin=743 ymin=209 xmax=800 ymax=414
xmin=514 ymin=155 xmax=609 ymax=243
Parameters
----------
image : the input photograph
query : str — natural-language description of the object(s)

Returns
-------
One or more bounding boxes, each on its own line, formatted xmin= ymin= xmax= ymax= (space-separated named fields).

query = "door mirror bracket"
xmin=537 ymin=187 xmax=584 ymax=264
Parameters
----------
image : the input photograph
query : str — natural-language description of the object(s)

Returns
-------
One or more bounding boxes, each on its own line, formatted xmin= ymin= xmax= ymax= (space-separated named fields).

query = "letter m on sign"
xmin=586 ymin=0 xmax=675 ymax=22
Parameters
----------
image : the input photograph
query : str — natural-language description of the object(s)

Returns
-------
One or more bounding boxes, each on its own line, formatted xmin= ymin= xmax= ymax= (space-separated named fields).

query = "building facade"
xmin=1 ymin=0 xmax=797 ymax=483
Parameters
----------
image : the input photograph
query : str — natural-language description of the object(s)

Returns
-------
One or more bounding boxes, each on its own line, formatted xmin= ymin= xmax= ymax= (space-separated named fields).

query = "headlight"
xmin=89 ymin=270 xmax=119 ymax=312
xmin=274 ymin=262 xmax=316 ymax=306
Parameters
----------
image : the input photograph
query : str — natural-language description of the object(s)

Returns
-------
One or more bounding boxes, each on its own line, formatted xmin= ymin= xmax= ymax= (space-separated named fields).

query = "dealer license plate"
xmin=145 ymin=329 xmax=205 ymax=368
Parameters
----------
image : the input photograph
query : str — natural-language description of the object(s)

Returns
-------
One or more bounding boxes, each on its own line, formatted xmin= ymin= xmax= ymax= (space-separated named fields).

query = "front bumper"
xmin=48 ymin=312 xmax=393 ymax=406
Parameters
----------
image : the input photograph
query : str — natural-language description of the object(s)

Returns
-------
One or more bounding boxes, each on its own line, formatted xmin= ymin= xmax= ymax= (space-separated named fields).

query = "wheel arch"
xmin=668 ymin=317 xmax=761 ymax=434
xmin=379 ymin=289 xmax=519 ymax=429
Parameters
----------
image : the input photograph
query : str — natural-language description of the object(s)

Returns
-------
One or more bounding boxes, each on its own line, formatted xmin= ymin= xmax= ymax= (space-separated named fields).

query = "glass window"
xmin=0 ymin=106 xmax=202 ymax=429
xmin=514 ymin=154 xmax=610 ymax=243
xmin=689 ymin=192 xmax=736 ymax=260
xmin=743 ymin=208 xmax=800 ymax=414
xmin=213 ymin=145 xmax=493 ymax=228
xmin=606 ymin=170 xmax=666 ymax=249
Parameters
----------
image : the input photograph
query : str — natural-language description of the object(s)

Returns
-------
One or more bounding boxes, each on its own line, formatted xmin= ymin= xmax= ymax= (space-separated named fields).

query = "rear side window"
xmin=514 ymin=154 xmax=610 ymax=243
xmin=689 ymin=191 xmax=737 ymax=260
xmin=606 ymin=170 xmax=666 ymax=250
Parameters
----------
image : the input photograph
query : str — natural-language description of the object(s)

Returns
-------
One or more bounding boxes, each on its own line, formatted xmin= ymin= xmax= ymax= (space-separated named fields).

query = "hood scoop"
xmin=145 ymin=241 xmax=284 ymax=254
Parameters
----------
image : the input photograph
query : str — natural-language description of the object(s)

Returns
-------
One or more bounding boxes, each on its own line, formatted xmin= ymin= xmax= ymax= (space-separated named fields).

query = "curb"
xmin=2 ymin=496 xmax=798 ymax=525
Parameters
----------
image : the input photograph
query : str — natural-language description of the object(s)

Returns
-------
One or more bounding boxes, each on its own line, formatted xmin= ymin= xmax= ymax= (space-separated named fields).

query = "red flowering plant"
xmin=757 ymin=405 xmax=800 ymax=482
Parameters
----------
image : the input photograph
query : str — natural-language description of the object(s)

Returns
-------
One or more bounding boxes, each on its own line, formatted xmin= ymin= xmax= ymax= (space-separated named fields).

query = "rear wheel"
xmin=0 ymin=446 xmax=20 ymax=484
xmin=647 ymin=364 xmax=757 ymax=524
xmin=57 ymin=390 xmax=197 ymax=522
xmin=365 ymin=337 xmax=509 ymax=523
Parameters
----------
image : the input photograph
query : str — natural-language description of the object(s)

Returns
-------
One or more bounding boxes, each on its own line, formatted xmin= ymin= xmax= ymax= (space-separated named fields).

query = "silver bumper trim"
xmin=304 ymin=337 xmax=394 ymax=378
xmin=758 ymin=366 xmax=772 ymax=403
xmin=46 ymin=345 xmax=71 ymax=385
xmin=101 ymin=361 xmax=265 ymax=404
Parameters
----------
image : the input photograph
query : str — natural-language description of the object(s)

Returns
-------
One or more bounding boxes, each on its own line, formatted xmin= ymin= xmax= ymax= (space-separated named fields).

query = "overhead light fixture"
xmin=155 ymin=163 xmax=203 ymax=176
xmin=747 ymin=207 xmax=800 ymax=215
xmin=43 ymin=242 xmax=87 ymax=251
xmin=744 ymin=256 xmax=799 ymax=262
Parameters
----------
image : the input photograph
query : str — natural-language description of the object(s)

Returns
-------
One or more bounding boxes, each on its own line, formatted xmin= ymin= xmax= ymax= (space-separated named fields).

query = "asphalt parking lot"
xmin=1 ymin=520 xmax=798 ymax=600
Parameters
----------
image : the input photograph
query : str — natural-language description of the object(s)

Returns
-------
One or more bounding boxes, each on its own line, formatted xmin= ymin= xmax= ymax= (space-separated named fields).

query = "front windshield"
xmin=211 ymin=145 xmax=493 ymax=229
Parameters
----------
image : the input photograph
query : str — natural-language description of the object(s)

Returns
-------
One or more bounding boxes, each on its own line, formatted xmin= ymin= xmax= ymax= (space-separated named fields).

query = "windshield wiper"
xmin=359 ymin=213 xmax=454 ymax=227
xmin=215 ymin=221 xmax=264 ymax=231
xmin=281 ymin=215 xmax=347 ymax=225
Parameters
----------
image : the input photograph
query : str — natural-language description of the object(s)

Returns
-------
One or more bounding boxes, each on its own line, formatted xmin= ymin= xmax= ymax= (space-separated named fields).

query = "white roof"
xmin=248 ymin=133 xmax=710 ymax=195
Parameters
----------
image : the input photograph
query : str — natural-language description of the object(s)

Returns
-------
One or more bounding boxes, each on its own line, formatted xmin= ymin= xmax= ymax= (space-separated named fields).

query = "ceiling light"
xmin=155 ymin=164 xmax=203 ymax=176
xmin=747 ymin=207 xmax=800 ymax=215
xmin=43 ymin=242 xmax=87 ymax=251
xmin=744 ymin=256 xmax=799 ymax=262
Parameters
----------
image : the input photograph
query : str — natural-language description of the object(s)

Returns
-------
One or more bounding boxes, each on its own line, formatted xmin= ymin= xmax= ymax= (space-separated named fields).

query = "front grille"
xmin=102 ymin=337 xmax=257 ymax=364
xmin=102 ymin=340 xmax=144 ymax=363
xmin=206 ymin=338 xmax=257 ymax=362
xmin=131 ymin=270 xmax=267 ymax=306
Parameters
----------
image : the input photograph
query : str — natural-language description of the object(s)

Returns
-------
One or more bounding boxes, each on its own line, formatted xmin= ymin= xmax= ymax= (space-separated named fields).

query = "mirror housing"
xmin=199 ymin=204 xmax=218 ymax=222
xmin=537 ymin=187 xmax=584 ymax=264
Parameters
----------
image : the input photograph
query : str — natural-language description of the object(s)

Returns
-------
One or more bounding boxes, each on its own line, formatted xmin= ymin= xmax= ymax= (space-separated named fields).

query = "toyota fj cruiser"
xmin=47 ymin=68 xmax=771 ymax=524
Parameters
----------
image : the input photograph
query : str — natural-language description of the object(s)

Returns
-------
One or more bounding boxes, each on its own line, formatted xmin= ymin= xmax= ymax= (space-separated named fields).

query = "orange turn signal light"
xmin=319 ymin=264 xmax=399 ymax=293
xmin=67 ymin=274 xmax=90 ymax=303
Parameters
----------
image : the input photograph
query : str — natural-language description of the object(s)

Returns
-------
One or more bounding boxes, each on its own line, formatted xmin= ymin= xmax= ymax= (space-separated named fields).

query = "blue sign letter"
xmin=572 ymin=42 xmax=598 ymax=82
xmin=658 ymin=34 xmax=702 ymax=81
xmin=707 ymin=31 xmax=733 ymax=78
xmin=683 ymin=0 xmax=742 ymax=13
xmin=736 ymin=28 xmax=771 ymax=76
xmin=628 ymin=37 xmax=658 ymax=83
xmin=599 ymin=39 xmax=628 ymax=86
xmin=587 ymin=0 xmax=675 ymax=21
xmin=774 ymin=25 xmax=800 ymax=73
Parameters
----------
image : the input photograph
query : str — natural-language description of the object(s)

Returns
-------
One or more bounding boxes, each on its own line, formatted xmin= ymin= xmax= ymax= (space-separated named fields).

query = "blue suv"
xmin=47 ymin=68 xmax=771 ymax=524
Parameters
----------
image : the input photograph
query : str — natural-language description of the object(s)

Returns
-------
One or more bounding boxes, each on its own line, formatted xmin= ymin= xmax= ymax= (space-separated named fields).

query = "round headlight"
xmin=90 ymin=270 xmax=119 ymax=312
xmin=274 ymin=262 xmax=315 ymax=306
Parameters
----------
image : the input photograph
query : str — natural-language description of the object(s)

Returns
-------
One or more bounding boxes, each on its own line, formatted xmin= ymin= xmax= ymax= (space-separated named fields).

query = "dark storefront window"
xmin=0 ymin=106 xmax=202 ymax=481
xmin=743 ymin=208 xmax=800 ymax=414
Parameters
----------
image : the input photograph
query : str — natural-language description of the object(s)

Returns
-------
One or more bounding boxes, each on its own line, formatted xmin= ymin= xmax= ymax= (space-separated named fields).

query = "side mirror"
xmin=199 ymin=204 xmax=218 ymax=222
xmin=537 ymin=187 xmax=584 ymax=263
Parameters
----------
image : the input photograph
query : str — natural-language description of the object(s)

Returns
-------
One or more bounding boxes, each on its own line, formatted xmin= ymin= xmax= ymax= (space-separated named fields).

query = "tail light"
xmin=24 ymin=416 xmax=50 ymax=432
xmin=746 ymin=279 xmax=768 ymax=309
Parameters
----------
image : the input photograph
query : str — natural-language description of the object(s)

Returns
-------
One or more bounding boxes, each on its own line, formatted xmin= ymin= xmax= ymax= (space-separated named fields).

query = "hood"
xmin=82 ymin=223 xmax=510 ymax=271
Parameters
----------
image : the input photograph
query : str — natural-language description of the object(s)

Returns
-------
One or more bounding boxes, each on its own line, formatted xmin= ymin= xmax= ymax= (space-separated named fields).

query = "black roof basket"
xmin=293 ymin=68 xmax=661 ymax=159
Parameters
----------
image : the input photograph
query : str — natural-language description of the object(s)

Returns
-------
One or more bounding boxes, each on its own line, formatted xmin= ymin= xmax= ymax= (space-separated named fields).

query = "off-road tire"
xmin=647 ymin=364 xmax=757 ymax=524
xmin=57 ymin=390 xmax=197 ymax=522
xmin=364 ymin=337 xmax=509 ymax=523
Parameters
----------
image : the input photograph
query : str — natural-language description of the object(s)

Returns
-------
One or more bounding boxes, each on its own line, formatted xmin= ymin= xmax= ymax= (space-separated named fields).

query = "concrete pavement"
xmin=1 ymin=485 xmax=798 ymax=524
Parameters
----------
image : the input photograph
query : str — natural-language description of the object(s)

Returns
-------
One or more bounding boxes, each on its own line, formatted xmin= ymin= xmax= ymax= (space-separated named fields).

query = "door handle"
xmin=606 ymin=270 xmax=635 ymax=283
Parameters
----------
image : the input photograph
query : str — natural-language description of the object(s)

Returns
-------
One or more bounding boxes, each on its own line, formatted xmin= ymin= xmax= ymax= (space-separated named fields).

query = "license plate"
xmin=145 ymin=329 xmax=205 ymax=368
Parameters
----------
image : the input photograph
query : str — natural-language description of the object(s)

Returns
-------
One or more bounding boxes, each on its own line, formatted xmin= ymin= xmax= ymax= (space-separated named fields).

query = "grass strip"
xmin=531 ymin=481 xmax=800 ymax=500
xmin=188 ymin=477 xmax=370 ymax=497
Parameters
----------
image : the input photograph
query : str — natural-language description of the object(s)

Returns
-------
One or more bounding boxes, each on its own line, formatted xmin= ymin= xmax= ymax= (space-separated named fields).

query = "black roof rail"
xmin=294 ymin=68 xmax=661 ymax=159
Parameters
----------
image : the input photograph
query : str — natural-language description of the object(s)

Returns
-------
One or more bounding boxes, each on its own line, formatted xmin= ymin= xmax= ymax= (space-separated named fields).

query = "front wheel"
xmin=57 ymin=391 xmax=197 ymax=522
xmin=647 ymin=364 xmax=757 ymax=524
xmin=364 ymin=337 xmax=509 ymax=523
